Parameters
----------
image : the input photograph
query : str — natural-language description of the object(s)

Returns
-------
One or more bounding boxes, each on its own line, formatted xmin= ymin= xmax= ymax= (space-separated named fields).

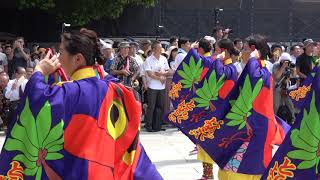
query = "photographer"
xmin=272 ymin=53 xmax=297 ymax=124
xmin=11 ymin=37 xmax=31 ymax=71
xmin=213 ymin=26 xmax=232 ymax=41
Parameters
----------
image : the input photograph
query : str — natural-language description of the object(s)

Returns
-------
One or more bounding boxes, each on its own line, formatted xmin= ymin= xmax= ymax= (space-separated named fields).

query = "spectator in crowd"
xmin=100 ymin=40 xmax=114 ymax=74
xmin=234 ymin=38 xmax=243 ymax=51
xmin=5 ymin=67 xmax=28 ymax=128
xmin=32 ymin=43 xmax=39 ymax=54
xmin=290 ymin=45 xmax=302 ymax=65
xmin=37 ymin=47 xmax=47 ymax=60
xmin=166 ymin=46 xmax=178 ymax=69
xmin=0 ymin=72 xmax=9 ymax=130
xmin=213 ymin=26 xmax=231 ymax=41
xmin=129 ymin=41 xmax=144 ymax=67
xmin=0 ymin=48 xmax=8 ymax=73
xmin=5 ymin=67 xmax=28 ymax=102
xmin=4 ymin=45 xmax=14 ymax=78
xmin=272 ymin=52 xmax=296 ymax=124
xmin=269 ymin=43 xmax=283 ymax=64
xmin=296 ymin=39 xmax=317 ymax=82
xmin=174 ymin=37 xmax=191 ymax=69
xmin=144 ymin=41 xmax=172 ymax=132
xmin=28 ymin=52 xmax=40 ymax=69
xmin=11 ymin=37 xmax=30 ymax=71
xmin=169 ymin=36 xmax=179 ymax=47
xmin=25 ymin=67 xmax=34 ymax=79
xmin=313 ymin=42 xmax=320 ymax=57
xmin=140 ymin=40 xmax=152 ymax=61
xmin=110 ymin=41 xmax=139 ymax=87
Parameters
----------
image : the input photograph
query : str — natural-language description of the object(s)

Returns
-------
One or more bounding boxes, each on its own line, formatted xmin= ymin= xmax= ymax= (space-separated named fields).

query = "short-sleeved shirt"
xmin=110 ymin=55 xmax=139 ymax=86
xmin=103 ymin=58 xmax=114 ymax=74
xmin=0 ymin=52 xmax=8 ymax=72
xmin=296 ymin=53 xmax=313 ymax=78
xmin=12 ymin=48 xmax=30 ymax=69
xmin=174 ymin=48 xmax=188 ymax=69
xmin=144 ymin=55 xmax=170 ymax=90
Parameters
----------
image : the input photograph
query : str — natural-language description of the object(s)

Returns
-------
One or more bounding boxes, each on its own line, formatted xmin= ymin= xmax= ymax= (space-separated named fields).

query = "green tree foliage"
xmin=16 ymin=0 xmax=155 ymax=25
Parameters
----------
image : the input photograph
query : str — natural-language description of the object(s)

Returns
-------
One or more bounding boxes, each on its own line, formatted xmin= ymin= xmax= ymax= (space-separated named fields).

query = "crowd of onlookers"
xmin=0 ymin=27 xmax=318 ymax=132
xmin=0 ymin=37 xmax=43 ymax=131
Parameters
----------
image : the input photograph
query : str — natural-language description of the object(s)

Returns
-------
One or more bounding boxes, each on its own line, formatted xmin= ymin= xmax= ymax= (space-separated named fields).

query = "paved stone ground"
xmin=140 ymin=128 xmax=219 ymax=180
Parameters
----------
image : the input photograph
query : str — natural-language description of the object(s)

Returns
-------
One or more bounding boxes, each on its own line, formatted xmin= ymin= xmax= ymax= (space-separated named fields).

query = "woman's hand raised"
xmin=34 ymin=52 xmax=61 ymax=76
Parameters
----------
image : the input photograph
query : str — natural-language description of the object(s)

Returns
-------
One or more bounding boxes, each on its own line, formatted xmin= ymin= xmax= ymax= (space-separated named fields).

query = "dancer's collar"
xmin=71 ymin=66 xmax=96 ymax=81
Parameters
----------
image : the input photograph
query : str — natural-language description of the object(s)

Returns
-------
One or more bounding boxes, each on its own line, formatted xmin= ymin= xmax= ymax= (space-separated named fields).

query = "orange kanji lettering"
xmin=169 ymin=82 xmax=182 ymax=100
xmin=289 ymin=85 xmax=311 ymax=101
xmin=168 ymin=100 xmax=195 ymax=124
xmin=189 ymin=117 xmax=224 ymax=141
xmin=0 ymin=161 xmax=24 ymax=180
xmin=267 ymin=157 xmax=296 ymax=180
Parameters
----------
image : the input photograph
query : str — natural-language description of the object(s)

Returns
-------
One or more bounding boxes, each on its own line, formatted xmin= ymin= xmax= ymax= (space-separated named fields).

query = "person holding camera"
xmin=212 ymin=26 xmax=232 ymax=41
xmin=272 ymin=52 xmax=296 ymax=124
xmin=11 ymin=37 xmax=31 ymax=71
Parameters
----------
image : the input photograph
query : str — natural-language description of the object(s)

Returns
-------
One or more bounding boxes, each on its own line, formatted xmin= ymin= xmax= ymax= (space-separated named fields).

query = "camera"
xmin=275 ymin=60 xmax=296 ymax=89
xmin=280 ymin=60 xmax=295 ymax=69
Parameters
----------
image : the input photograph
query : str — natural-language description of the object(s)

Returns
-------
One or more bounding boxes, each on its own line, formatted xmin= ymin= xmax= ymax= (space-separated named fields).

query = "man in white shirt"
xmin=144 ymin=41 xmax=171 ymax=132
xmin=5 ymin=67 xmax=28 ymax=102
xmin=174 ymin=37 xmax=191 ymax=70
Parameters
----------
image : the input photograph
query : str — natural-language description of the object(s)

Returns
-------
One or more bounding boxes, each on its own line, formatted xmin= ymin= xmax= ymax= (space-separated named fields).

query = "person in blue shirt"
xmin=100 ymin=39 xmax=114 ymax=74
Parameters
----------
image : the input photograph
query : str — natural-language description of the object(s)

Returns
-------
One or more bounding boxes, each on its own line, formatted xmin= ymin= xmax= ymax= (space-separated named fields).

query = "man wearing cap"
xmin=100 ymin=39 xmax=114 ymax=74
xmin=110 ymin=41 xmax=139 ymax=87
xmin=296 ymin=39 xmax=317 ymax=82
xmin=140 ymin=40 xmax=152 ymax=61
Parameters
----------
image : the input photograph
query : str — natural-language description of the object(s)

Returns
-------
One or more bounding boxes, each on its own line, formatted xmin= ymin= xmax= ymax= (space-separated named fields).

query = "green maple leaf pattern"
xmin=177 ymin=56 xmax=203 ymax=90
xmin=4 ymin=98 xmax=64 ymax=179
xmin=225 ymin=75 xmax=263 ymax=130
xmin=287 ymin=92 xmax=320 ymax=174
xmin=193 ymin=70 xmax=225 ymax=110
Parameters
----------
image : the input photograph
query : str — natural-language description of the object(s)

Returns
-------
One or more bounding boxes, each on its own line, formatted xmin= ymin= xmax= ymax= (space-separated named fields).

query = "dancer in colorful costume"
xmin=261 ymin=65 xmax=320 ymax=179
xmin=167 ymin=38 xmax=238 ymax=179
xmin=0 ymin=28 xmax=162 ymax=180
xmin=167 ymin=35 xmax=289 ymax=180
